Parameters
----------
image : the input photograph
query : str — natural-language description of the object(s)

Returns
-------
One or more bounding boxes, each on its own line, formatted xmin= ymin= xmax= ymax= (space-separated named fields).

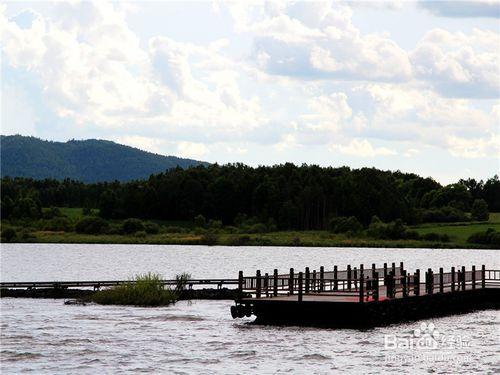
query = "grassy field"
xmin=4 ymin=208 xmax=500 ymax=249
xmin=411 ymin=213 xmax=500 ymax=245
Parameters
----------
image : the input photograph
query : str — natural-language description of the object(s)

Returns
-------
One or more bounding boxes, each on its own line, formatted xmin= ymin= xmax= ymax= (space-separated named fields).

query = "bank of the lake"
xmin=3 ymin=211 xmax=499 ymax=249
xmin=7 ymin=228 xmax=499 ymax=249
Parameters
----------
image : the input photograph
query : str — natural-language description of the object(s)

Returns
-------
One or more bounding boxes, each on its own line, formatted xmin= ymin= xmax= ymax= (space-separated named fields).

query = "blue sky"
xmin=1 ymin=1 xmax=499 ymax=183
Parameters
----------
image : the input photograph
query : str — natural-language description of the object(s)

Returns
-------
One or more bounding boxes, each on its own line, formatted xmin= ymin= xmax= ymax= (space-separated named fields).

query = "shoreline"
xmin=1 ymin=234 xmax=498 ymax=249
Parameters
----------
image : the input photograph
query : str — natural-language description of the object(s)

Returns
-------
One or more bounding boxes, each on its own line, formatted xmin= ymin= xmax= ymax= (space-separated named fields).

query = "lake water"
xmin=1 ymin=244 xmax=499 ymax=374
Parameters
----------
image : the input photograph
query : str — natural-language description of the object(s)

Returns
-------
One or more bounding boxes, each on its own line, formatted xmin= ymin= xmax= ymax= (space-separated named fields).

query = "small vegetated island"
xmin=1 ymin=164 xmax=499 ymax=249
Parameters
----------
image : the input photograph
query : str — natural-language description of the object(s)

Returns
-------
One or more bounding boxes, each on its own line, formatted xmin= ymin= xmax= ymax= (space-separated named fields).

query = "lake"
xmin=1 ymin=244 xmax=499 ymax=373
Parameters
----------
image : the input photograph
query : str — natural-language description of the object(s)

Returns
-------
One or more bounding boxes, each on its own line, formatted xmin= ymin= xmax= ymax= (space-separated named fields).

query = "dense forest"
xmin=2 ymin=164 xmax=498 ymax=230
xmin=0 ymin=135 xmax=207 ymax=182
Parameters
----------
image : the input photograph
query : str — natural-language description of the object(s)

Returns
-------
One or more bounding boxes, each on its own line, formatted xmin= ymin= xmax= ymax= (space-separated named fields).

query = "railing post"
xmin=305 ymin=267 xmax=310 ymax=293
xmin=238 ymin=271 xmax=243 ymax=301
xmin=391 ymin=262 xmax=396 ymax=275
xmin=347 ymin=265 xmax=352 ymax=291
xmin=273 ymin=269 xmax=278 ymax=296
xmin=312 ymin=270 xmax=317 ymax=291
xmin=353 ymin=267 xmax=358 ymax=290
xmin=333 ymin=265 xmax=338 ymax=290
xmin=400 ymin=262 xmax=404 ymax=275
xmin=471 ymin=265 xmax=476 ymax=290
xmin=402 ymin=270 xmax=407 ymax=297
xmin=298 ymin=272 xmax=303 ymax=302
xmin=451 ymin=267 xmax=455 ymax=292
xmin=264 ymin=273 xmax=269 ymax=297
xmin=289 ymin=267 xmax=294 ymax=295
xmin=383 ymin=263 xmax=388 ymax=281
xmin=428 ymin=268 xmax=433 ymax=294
xmin=373 ymin=271 xmax=379 ymax=301
xmin=481 ymin=265 xmax=485 ymax=288
xmin=319 ymin=266 xmax=324 ymax=292
xmin=359 ymin=270 xmax=364 ymax=303
xmin=387 ymin=272 xmax=394 ymax=298
xmin=371 ymin=263 xmax=376 ymax=278
xmin=461 ymin=266 xmax=466 ymax=291
xmin=256 ymin=270 xmax=261 ymax=298
xmin=439 ymin=267 xmax=444 ymax=293
xmin=414 ymin=269 xmax=420 ymax=296
xmin=425 ymin=270 xmax=428 ymax=295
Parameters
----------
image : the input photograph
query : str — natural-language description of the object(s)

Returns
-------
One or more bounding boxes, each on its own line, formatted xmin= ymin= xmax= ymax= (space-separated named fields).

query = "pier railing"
xmin=238 ymin=264 xmax=500 ymax=303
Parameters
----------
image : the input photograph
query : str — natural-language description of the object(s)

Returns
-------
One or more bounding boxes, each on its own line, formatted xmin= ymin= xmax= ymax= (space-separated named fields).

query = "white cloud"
xmin=231 ymin=2 xmax=412 ymax=81
xmin=446 ymin=135 xmax=500 ymax=158
xmin=0 ymin=1 xmax=267 ymax=144
xmin=177 ymin=141 xmax=209 ymax=159
xmin=352 ymin=83 xmax=498 ymax=156
xmin=330 ymin=138 xmax=397 ymax=157
xmin=410 ymin=28 xmax=500 ymax=98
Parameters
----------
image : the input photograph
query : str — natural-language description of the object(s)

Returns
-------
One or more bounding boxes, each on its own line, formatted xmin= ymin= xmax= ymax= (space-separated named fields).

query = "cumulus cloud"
xmin=330 ymin=138 xmax=397 ymax=157
xmin=229 ymin=2 xmax=412 ymax=81
xmin=419 ymin=0 xmax=500 ymax=18
xmin=410 ymin=28 xmax=500 ymax=98
xmin=350 ymin=83 xmax=498 ymax=156
xmin=0 ymin=1 xmax=267 ymax=149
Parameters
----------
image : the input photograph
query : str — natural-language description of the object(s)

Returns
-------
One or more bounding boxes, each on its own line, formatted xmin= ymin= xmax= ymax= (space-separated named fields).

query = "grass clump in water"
xmin=91 ymin=272 xmax=190 ymax=307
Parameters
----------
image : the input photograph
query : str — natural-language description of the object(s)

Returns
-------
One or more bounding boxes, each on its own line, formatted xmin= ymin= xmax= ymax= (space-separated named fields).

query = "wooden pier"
xmin=230 ymin=263 xmax=500 ymax=327
xmin=0 ymin=278 xmax=238 ymax=291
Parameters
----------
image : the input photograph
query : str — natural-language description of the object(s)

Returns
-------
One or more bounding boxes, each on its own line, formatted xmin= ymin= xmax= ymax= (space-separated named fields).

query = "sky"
xmin=1 ymin=0 xmax=499 ymax=184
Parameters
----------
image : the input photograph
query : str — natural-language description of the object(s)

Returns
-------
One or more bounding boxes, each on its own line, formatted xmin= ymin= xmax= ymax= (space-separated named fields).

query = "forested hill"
xmin=0 ymin=135 xmax=207 ymax=183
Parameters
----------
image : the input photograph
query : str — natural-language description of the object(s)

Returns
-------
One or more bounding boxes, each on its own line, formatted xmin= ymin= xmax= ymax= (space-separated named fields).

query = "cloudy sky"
xmin=1 ymin=1 xmax=499 ymax=183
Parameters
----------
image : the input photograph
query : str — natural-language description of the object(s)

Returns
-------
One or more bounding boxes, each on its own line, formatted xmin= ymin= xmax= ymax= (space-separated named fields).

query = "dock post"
xmin=471 ymin=265 xmax=476 ymax=290
xmin=387 ymin=272 xmax=394 ymax=298
xmin=289 ymin=268 xmax=294 ymax=295
xmin=481 ymin=265 xmax=485 ymax=289
xmin=461 ymin=266 xmax=466 ymax=290
xmin=414 ymin=269 xmax=420 ymax=296
xmin=354 ymin=267 xmax=358 ymax=290
xmin=402 ymin=270 xmax=407 ymax=297
xmin=347 ymin=265 xmax=352 ymax=291
xmin=400 ymin=262 xmax=404 ymax=275
xmin=333 ymin=265 xmax=338 ymax=290
xmin=298 ymin=272 xmax=303 ymax=302
xmin=428 ymin=268 xmax=434 ymax=294
xmin=264 ymin=273 xmax=269 ymax=297
xmin=273 ymin=269 xmax=278 ymax=296
xmin=451 ymin=267 xmax=455 ymax=292
xmin=312 ymin=270 xmax=317 ymax=291
xmin=256 ymin=270 xmax=261 ymax=298
xmin=383 ymin=263 xmax=388 ymax=281
xmin=305 ymin=267 xmax=310 ymax=293
xmin=238 ymin=271 xmax=243 ymax=301
xmin=359 ymin=270 xmax=364 ymax=303
xmin=439 ymin=268 xmax=444 ymax=293
xmin=373 ymin=271 xmax=379 ymax=301
xmin=391 ymin=262 xmax=396 ymax=275
xmin=320 ymin=266 xmax=324 ymax=292
xmin=371 ymin=263 xmax=376 ymax=278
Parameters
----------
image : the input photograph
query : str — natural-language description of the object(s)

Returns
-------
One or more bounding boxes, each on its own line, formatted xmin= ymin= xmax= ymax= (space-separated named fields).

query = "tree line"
xmin=1 ymin=163 xmax=498 ymax=230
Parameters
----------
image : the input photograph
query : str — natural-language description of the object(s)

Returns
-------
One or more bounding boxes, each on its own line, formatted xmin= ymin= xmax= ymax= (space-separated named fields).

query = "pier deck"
xmin=231 ymin=263 xmax=500 ymax=326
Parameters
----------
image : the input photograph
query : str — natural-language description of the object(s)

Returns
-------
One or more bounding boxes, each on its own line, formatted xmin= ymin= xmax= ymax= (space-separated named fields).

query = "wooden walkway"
xmin=0 ymin=278 xmax=239 ymax=290
xmin=231 ymin=263 xmax=500 ymax=325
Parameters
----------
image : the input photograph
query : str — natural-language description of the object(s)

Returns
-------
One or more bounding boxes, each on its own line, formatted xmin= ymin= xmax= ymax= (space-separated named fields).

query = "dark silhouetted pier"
xmin=230 ymin=263 xmax=500 ymax=326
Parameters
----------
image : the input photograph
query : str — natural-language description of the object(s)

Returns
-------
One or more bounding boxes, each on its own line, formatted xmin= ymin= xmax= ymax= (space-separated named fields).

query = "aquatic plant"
xmin=91 ymin=272 xmax=181 ymax=307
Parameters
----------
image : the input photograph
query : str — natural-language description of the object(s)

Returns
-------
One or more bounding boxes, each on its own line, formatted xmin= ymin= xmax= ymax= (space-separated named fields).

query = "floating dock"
xmin=230 ymin=263 xmax=500 ymax=327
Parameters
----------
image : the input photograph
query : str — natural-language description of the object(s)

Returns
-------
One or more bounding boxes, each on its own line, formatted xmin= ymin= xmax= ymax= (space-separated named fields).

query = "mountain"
xmin=0 ymin=135 xmax=208 ymax=182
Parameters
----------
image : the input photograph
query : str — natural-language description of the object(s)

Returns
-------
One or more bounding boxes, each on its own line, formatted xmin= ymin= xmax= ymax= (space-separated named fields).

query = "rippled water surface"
xmin=1 ymin=244 xmax=499 ymax=374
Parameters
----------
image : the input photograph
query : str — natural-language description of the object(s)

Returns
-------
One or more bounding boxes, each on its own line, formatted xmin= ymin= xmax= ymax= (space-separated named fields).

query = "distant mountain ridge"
xmin=0 ymin=135 xmax=208 ymax=182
